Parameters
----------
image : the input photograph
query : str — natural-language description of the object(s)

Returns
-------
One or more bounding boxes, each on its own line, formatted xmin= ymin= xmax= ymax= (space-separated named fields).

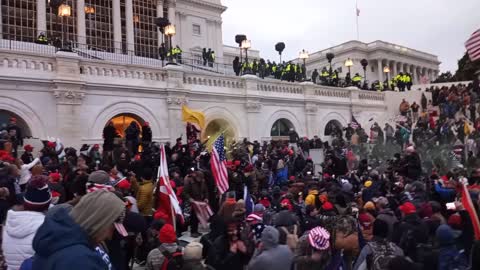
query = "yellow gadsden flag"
xmin=182 ymin=105 xmax=205 ymax=130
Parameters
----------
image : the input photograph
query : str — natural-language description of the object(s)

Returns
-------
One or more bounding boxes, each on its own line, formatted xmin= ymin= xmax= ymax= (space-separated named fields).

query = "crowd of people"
xmin=1 ymin=81 xmax=480 ymax=270
xmin=232 ymin=59 xmax=307 ymax=82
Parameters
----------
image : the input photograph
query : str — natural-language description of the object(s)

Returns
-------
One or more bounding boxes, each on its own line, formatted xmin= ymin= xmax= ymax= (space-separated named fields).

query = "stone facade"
xmin=0 ymin=49 xmax=429 ymax=149
xmin=294 ymin=40 xmax=441 ymax=85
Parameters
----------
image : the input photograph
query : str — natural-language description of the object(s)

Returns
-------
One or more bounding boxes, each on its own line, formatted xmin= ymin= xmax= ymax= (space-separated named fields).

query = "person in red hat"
xmin=392 ymin=201 xmax=429 ymax=260
xmin=21 ymin=144 xmax=34 ymax=165
xmin=146 ymin=224 xmax=182 ymax=270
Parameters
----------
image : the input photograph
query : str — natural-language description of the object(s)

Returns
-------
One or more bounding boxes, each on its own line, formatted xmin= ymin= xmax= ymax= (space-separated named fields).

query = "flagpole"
xmin=356 ymin=0 xmax=360 ymax=40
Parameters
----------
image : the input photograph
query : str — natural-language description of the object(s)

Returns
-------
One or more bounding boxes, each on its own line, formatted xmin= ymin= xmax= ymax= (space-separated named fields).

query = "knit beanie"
xmin=88 ymin=170 xmax=111 ymax=184
xmin=261 ymin=226 xmax=279 ymax=250
xmin=436 ymin=224 xmax=455 ymax=246
xmin=158 ymin=224 xmax=177 ymax=243
xmin=70 ymin=190 xmax=126 ymax=239
xmin=308 ymin=226 xmax=330 ymax=250
xmin=183 ymin=242 xmax=203 ymax=261
xmin=24 ymin=175 xmax=52 ymax=212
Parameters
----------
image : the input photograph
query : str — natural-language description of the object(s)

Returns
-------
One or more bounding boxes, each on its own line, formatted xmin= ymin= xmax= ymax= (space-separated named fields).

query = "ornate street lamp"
xmin=383 ymin=66 xmax=391 ymax=90
xmin=58 ymin=4 xmax=71 ymax=17
xmin=241 ymin=39 xmax=252 ymax=74
xmin=275 ymin=42 xmax=285 ymax=63
xmin=345 ymin=58 xmax=353 ymax=74
xmin=55 ymin=2 xmax=72 ymax=52
xmin=299 ymin=49 xmax=309 ymax=81
xmin=165 ymin=24 xmax=176 ymax=63
xmin=85 ymin=6 xmax=95 ymax=48
xmin=155 ymin=17 xmax=170 ymax=64
xmin=326 ymin=52 xmax=335 ymax=71
xmin=360 ymin=59 xmax=369 ymax=85
xmin=235 ymin=34 xmax=247 ymax=62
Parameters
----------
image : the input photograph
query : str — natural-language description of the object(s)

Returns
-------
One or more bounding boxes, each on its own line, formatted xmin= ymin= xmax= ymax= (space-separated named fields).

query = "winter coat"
xmin=376 ymin=209 xmax=398 ymax=240
xmin=146 ymin=243 xmax=179 ymax=270
xmin=136 ymin=180 xmax=154 ymax=216
xmin=248 ymin=244 xmax=293 ymax=270
xmin=142 ymin=126 xmax=152 ymax=143
xmin=352 ymin=237 xmax=403 ymax=270
xmin=183 ymin=180 xmax=209 ymax=202
xmin=31 ymin=208 xmax=108 ymax=270
xmin=208 ymin=235 xmax=249 ymax=270
xmin=19 ymin=158 xmax=40 ymax=186
xmin=2 ymin=210 xmax=45 ymax=270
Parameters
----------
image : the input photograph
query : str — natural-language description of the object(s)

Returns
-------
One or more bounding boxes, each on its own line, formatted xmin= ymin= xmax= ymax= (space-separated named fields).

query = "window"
xmin=192 ymin=24 xmax=201 ymax=35
xmin=371 ymin=66 xmax=375 ymax=72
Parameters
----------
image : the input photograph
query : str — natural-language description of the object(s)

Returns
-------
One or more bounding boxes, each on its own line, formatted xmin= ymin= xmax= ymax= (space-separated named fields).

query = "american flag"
xmin=466 ymin=29 xmax=480 ymax=62
xmin=350 ymin=115 xmax=360 ymax=129
xmin=211 ymin=135 xmax=229 ymax=194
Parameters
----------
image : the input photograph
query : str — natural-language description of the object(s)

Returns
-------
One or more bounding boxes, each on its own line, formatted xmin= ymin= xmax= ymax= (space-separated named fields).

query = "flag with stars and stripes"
xmin=466 ymin=28 xmax=480 ymax=62
xmin=211 ymin=134 xmax=229 ymax=194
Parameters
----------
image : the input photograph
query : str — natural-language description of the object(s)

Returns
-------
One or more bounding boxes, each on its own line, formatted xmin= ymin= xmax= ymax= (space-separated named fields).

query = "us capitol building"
xmin=0 ymin=0 xmax=440 ymax=147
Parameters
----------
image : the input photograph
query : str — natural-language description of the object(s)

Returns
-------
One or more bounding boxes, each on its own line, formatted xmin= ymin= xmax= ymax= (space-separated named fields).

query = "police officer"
xmin=209 ymin=50 xmax=216 ymax=67
xmin=321 ymin=67 xmax=329 ymax=84
xmin=405 ymin=73 xmax=412 ymax=90
xmin=352 ymin=73 xmax=363 ymax=87
xmin=396 ymin=72 xmax=405 ymax=92
xmin=36 ymin=32 xmax=48 ymax=45
xmin=312 ymin=69 xmax=319 ymax=84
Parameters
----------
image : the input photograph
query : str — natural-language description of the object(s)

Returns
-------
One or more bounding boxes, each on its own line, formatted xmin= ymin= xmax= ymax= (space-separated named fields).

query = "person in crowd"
xmin=353 ymin=219 xmax=404 ymax=270
xmin=183 ymin=171 xmax=209 ymax=238
xmin=2 ymin=175 xmax=50 ymax=270
xmin=125 ymin=122 xmax=140 ymax=156
xmin=146 ymin=223 xmax=182 ymax=270
xmin=182 ymin=242 xmax=205 ymax=270
xmin=6 ymin=118 xmax=22 ymax=158
xmin=29 ymin=190 xmax=127 ymax=269
xmin=248 ymin=226 xmax=293 ymax=270
xmin=294 ymin=226 xmax=331 ymax=270
xmin=208 ymin=222 xmax=249 ymax=270
xmin=136 ymin=167 xmax=154 ymax=218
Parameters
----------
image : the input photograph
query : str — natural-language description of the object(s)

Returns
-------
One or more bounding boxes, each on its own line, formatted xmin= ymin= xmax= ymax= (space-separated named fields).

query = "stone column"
xmin=157 ymin=0 xmax=164 ymax=47
xmin=125 ymin=0 xmax=135 ymax=54
xmin=37 ymin=0 xmax=47 ymax=36
xmin=165 ymin=64 xmax=187 ymax=141
xmin=77 ymin=0 xmax=86 ymax=46
xmin=245 ymin=101 xmax=262 ymax=141
xmin=392 ymin=61 xmax=397 ymax=76
xmin=113 ymin=0 xmax=122 ymax=52
xmin=168 ymin=1 xmax=176 ymax=46
xmin=53 ymin=51 xmax=86 ymax=149
xmin=377 ymin=59 xmax=383 ymax=82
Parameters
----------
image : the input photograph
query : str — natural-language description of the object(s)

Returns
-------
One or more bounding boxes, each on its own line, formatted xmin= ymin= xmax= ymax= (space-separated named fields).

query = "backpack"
xmin=280 ymin=225 xmax=299 ymax=251
xmin=161 ymin=248 xmax=184 ymax=270
xmin=366 ymin=241 xmax=397 ymax=270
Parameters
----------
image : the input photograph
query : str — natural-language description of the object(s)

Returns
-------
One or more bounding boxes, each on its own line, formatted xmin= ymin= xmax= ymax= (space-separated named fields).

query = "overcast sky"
xmin=221 ymin=0 xmax=479 ymax=72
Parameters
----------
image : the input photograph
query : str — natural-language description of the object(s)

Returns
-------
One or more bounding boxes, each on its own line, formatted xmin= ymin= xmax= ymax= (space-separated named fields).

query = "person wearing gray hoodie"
xmin=248 ymin=226 xmax=293 ymax=270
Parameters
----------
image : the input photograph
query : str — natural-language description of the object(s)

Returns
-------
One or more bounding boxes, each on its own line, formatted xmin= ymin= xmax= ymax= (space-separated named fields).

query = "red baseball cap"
xmin=24 ymin=144 xmax=34 ymax=152
xmin=399 ymin=202 xmax=417 ymax=215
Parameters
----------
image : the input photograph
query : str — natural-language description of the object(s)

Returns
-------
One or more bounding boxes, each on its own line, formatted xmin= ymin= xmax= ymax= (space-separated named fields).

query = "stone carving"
xmin=305 ymin=104 xmax=318 ymax=114
xmin=166 ymin=96 xmax=188 ymax=106
xmin=53 ymin=90 xmax=85 ymax=105
xmin=245 ymin=102 xmax=262 ymax=112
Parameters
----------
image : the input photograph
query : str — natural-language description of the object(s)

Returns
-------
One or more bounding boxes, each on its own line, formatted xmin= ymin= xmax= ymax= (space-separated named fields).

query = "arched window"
xmin=324 ymin=120 xmax=343 ymax=136
xmin=0 ymin=110 xmax=32 ymax=137
xmin=106 ymin=113 xmax=144 ymax=138
xmin=203 ymin=119 xmax=235 ymax=146
xmin=271 ymin=118 xmax=294 ymax=137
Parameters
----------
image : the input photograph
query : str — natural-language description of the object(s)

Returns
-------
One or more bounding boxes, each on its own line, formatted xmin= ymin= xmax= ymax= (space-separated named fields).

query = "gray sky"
xmin=221 ymin=0 xmax=479 ymax=72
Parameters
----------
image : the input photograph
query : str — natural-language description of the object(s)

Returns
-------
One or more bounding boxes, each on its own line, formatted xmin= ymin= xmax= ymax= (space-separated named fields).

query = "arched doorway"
xmin=0 ymin=110 xmax=32 ymax=137
xmin=106 ymin=113 xmax=145 ymax=138
xmin=324 ymin=120 xmax=343 ymax=137
xmin=271 ymin=118 xmax=294 ymax=139
xmin=203 ymin=119 xmax=236 ymax=145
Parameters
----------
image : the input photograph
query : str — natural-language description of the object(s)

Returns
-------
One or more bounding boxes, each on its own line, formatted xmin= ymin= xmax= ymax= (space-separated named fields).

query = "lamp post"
xmin=155 ymin=17 xmax=170 ymax=65
xmin=383 ymin=66 xmax=390 ymax=90
xmin=58 ymin=3 xmax=72 ymax=51
xmin=85 ymin=6 xmax=95 ymax=48
xmin=235 ymin=34 xmax=247 ymax=63
xmin=345 ymin=58 xmax=353 ymax=74
xmin=241 ymin=39 xmax=251 ymax=74
xmin=165 ymin=24 xmax=176 ymax=63
xmin=345 ymin=58 xmax=353 ymax=86
xmin=275 ymin=42 xmax=285 ymax=63
xmin=299 ymin=49 xmax=309 ymax=81
xmin=360 ymin=59 xmax=369 ymax=87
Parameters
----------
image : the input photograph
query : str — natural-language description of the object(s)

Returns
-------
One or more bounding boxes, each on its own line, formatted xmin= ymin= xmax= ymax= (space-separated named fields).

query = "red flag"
xmin=155 ymin=144 xmax=183 ymax=226
xmin=465 ymin=29 xmax=480 ymax=62
xmin=461 ymin=184 xmax=480 ymax=240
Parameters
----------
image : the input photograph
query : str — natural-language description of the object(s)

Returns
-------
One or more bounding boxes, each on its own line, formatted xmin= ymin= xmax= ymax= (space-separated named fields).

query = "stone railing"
xmin=183 ymin=74 xmax=244 ymax=89
xmin=257 ymin=80 xmax=303 ymax=94
xmin=359 ymin=91 xmax=385 ymax=101
xmin=313 ymin=87 xmax=351 ymax=99
xmin=0 ymin=51 xmax=55 ymax=73
xmin=79 ymin=61 xmax=167 ymax=82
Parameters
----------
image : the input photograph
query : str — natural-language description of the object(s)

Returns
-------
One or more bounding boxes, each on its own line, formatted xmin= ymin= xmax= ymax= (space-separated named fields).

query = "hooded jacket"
xmin=2 ymin=210 xmax=45 ymax=270
xmin=31 ymin=208 xmax=107 ymax=270
xmin=248 ymin=227 xmax=293 ymax=270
